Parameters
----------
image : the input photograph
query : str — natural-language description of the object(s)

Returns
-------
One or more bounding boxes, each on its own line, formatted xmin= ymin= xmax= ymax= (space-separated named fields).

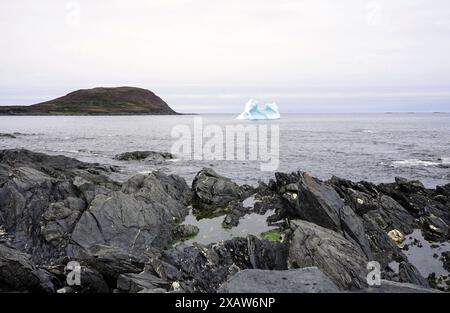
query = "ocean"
xmin=0 ymin=113 xmax=450 ymax=187
xmin=1 ymin=113 xmax=449 ymax=188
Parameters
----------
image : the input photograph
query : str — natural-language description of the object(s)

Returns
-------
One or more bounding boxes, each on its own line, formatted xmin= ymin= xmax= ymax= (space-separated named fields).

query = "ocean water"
xmin=1 ymin=113 xmax=450 ymax=188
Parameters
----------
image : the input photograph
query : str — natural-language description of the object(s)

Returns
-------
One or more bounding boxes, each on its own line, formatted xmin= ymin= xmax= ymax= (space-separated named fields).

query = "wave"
xmin=392 ymin=158 xmax=450 ymax=168
xmin=352 ymin=129 xmax=373 ymax=133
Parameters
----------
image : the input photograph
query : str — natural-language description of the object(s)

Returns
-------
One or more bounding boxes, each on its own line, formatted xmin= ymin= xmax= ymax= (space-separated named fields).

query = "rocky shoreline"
xmin=0 ymin=149 xmax=449 ymax=293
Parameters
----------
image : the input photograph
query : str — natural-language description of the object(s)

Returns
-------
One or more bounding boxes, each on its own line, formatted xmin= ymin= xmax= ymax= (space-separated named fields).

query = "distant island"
xmin=0 ymin=87 xmax=178 ymax=115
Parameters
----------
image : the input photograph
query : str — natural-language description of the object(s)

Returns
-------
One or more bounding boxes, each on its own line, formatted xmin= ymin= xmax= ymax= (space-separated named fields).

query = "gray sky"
xmin=1 ymin=0 xmax=450 ymax=112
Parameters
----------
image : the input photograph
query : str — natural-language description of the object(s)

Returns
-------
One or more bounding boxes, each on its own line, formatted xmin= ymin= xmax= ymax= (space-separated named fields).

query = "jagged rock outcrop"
xmin=288 ymin=220 xmax=369 ymax=290
xmin=192 ymin=168 xmax=253 ymax=210
xmin=0 ymin=243 xmax=55 ymax=292
xmin=0 ymin=150 xmax=446 ymax=293
xmin=160 ymin=236 xmax=288 ymax=292
xmin=114 ymin=151 xmax=174 ymax=163
xmin=0 ymin=149 xmax=191 ymax=292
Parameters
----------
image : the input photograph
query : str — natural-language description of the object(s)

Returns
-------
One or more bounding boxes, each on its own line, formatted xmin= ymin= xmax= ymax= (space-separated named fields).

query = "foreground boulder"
xmin=263 ymin=172 xmax=373 ymax=259
xmin=0 ymin=149 xmax=120 ymax=264
xmin=117 ymin=270 xmax=171 ymax=293
xmin=0 ymin=243 xmax=55 ymax=292
xmin=192 ymin=168 xmax=253 ymax=210
xmin=67 ymin=171 xmax=192 ymax=260
xmin=219 ymin=267 xmax=339 ymax=293
xmin=160 ymin=235 xmax=288 ymax=292
xmin=288 ymin=220 xmax=369 ymax=290
xmin=363 ymin=280 xmax=440 ymax=293
xmin=0 ymin=149 xmax=192 ymax=293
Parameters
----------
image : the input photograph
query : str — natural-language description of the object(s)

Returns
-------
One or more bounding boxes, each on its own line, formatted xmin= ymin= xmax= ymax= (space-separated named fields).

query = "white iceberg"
xmin=236 ymin=99 xmax=280 ymax=120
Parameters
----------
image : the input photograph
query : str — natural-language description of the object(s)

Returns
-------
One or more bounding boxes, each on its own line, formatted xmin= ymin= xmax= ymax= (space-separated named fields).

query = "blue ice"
xmin=236 ymin=99 xmax=280 ymax=120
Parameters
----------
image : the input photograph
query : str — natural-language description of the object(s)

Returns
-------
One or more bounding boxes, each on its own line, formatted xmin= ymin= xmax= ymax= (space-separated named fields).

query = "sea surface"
xmin=1 ymin=113 xmax=449 ymax=188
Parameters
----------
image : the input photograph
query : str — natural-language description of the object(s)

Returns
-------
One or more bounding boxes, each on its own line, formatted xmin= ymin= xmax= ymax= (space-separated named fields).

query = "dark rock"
xmin=420 ymin=215 xmax=449 ymax=240
xmin=66 ymin=171 xmax=190 ymax=261
xmin=67 ymin=187 xmax=187 ymax=260
xmin=148 ymin=258 xmax=182 ymax=282
xmin=363 ymin=195 xmax=416 ymax=235
xmin=267 ymin=172 xmax=385 ymax=262
xmin=0 ymin=243 xmax=55 ymax=292
xmin=0 ymin=133 xmax=16 ymax=139
xmin=441 ymin=251 xmax=450 ymax=272
xmin=161 ymin=236 xmax=288 ymax=292
xmin=288 ymin=220 xmax=368 ymax=290
xmin=222 ymin=202 xmax=250 ymax=229
xmin=121 ymin=171 xmax=192 ymax=207
xmin=394 ymin=177 xmax=425 ymax=193
xmin=398 ymin=261 xmax=429 ymax=287
xmin=282 ymin=172 xmax=343 ymax=231
xmin=340 ymin=205 xmax=373 ymax=259
xmin=192 ymin=168 xmax=252 ymax=210
xmin=218 ymin=268 xmax=339 ymax=293
xmin=363 ymin=280 xmax=440 ymax=293
xmin=75 ymin=245 xmax=144 ymax=287
xmin=361 ymin=216 xmax=405 ymax=268
xmin=174 ymin=224 xmax=199 ymax=240
xmin=117 ymin=270 xmax=171 ymax=293
xmin=72 ymin=266 xmax=110 ymax=293
xmin=0 ymin=149 xmax=119 ymax=264
xmin=0 ymin=148 xmax=192 ymax=295
xmin=114 ymin=151 xmax=174 ymax=162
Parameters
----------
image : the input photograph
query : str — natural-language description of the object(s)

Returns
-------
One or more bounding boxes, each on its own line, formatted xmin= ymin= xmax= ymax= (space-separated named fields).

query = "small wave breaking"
xmin=392 ymin=158 xmax=450 ymax=168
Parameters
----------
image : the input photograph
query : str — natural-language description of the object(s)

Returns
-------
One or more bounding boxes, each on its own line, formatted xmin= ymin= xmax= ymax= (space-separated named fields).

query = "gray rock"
xmin=0 ymin=133 xmax=16 ymax=139
xmin=67 ymin=189 xmax=185 ymax=260
xmin=114 ymin=151 xmax=174 ymax=162
xmin=161 ymin=235 xmax=288 ymax=292
xmin=192 ymin=168 xmax=249 ymax=210
xmin=340 ymin=205 xmax=373 ymax=259
xmin=74 ymin=266 xmax=110 ymax=293
xmin=222 ymin=202 xmax=249 ymax=229
xmin=174 ymin=224 xmax=199 ymax=240
xmin=363 ymin=280 xmax=441 ymax=293
xmin=0 ymin=243 xmax=55 ymax=292
xmin=117 ymin=270 xmax=171 ymax=293
xmin=398 ymin=261 xmax=429 ymax=287
xmin=75 ymin=245 xmax=144 ymax=287
xmin=0 ymin=149 xmax=192 ymax=292
xmin=265 ymin=172 xmax=375 ymax=262
xmin=0 ymin=149 xmax=119 ymax=264
xmin=362 ymin=216 xmax=404 ymax=268
xmin=219 ymin=267 xmax=339 ymax=293
xmin=148 ymin=258 xmax=182 ymax=281
xmin=364 ymin=195 xmax=416 ymax=235
xmin=288 ymin=220 xmax=368 ymax=290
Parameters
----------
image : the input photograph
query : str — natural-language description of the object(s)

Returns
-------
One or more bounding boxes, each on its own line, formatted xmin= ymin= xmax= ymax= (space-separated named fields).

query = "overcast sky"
xmin=1 ymin=0 xmax=450 ymax=112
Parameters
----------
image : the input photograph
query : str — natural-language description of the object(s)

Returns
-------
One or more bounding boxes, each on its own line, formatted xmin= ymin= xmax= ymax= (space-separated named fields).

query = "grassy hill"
xmin=0 ymin=87 xmax=178 ymax=115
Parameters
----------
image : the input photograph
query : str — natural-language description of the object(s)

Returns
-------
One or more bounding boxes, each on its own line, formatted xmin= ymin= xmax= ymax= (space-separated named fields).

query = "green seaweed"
xmin=260 ymin=228 xmax=283 ymax=242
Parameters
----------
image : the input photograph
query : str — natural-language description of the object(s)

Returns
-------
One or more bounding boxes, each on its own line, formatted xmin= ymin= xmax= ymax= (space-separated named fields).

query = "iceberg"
xmin=236 ymin=99 xmax=280 ymax=120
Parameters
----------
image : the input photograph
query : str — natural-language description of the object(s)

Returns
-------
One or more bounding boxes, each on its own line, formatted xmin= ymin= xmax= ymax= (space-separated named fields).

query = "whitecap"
xmin=392 ymin=159 xmax=440 ymax=167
